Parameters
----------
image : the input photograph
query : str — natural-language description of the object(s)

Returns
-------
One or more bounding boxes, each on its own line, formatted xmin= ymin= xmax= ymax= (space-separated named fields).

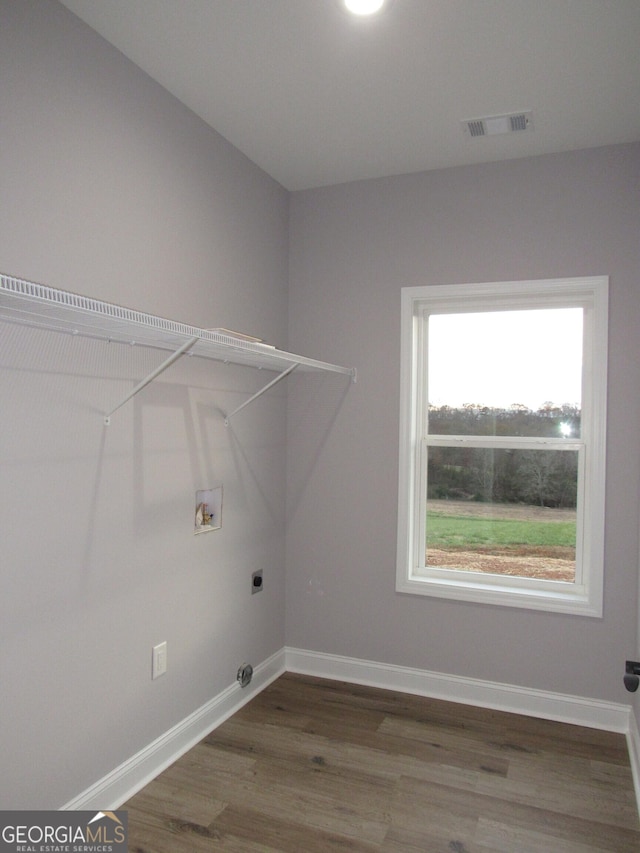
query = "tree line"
xmin=427 ymin=404 xmax=580 ymax=509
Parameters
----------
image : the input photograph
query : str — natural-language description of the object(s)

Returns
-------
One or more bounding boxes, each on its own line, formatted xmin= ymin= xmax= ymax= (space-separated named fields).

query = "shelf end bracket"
xmin=104 ymin=335 xmax=199 ymax=425
xmin=224 ymin=362 xmax=299 ymax=426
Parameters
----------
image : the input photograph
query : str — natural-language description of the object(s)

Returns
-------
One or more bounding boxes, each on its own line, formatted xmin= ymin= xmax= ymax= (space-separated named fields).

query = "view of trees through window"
xmin=425 ymin=308 xmax=582 ymax=583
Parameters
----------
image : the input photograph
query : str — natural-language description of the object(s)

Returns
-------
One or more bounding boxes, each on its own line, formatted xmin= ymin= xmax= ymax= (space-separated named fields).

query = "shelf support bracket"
xmin=224 ymin=362 xmax=299 ymax=426
xmin=104 ymin=335 xmax=199 ymax=425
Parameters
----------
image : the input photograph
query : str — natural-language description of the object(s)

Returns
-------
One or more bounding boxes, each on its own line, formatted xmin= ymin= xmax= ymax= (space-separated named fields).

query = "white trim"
xmin=628 ymin=711 xmax=640 ymax=816
xmin=61 ymin=648 xmax=285 ymax=811
xmin=285 ymin=647 xmax=630 ymax=733
xmin=397 ymin=276 xmax=608 ymax=616
xmin=61 ymin=646 xmax=640 ymax=821
xmin=637 ymin=512 xmax=640 ymax=659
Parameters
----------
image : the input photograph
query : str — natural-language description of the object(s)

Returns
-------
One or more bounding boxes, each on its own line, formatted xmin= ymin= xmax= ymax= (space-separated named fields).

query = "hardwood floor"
xmin=124 ymin=673 xmax=640 ymax=852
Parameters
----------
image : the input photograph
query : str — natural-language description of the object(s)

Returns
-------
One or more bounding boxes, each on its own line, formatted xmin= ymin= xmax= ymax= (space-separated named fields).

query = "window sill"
xmin=396 ymin=570 xmax=602 ymax=617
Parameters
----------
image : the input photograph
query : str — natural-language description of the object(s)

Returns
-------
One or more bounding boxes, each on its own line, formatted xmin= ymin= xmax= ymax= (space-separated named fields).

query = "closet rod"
xmin=224 ymin=362 xmax=299 ymax=427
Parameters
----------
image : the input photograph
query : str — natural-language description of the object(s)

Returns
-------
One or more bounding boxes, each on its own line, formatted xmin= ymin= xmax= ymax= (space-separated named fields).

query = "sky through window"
xmin=427 ymin=308 xmax=583 ymax=410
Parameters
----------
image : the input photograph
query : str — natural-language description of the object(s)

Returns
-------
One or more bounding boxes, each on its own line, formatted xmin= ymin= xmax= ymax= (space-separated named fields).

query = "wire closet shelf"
xmin=0 ymin=273 xmax=356 ymax=424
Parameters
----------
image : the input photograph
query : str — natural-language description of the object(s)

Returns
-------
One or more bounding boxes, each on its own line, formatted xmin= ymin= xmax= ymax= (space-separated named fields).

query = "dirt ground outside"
xmin=427 ymin=499 xmax=576 ymax=582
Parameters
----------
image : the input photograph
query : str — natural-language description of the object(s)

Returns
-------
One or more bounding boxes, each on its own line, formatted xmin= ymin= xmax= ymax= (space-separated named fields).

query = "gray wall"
xmin=0 ymin=0 xmax=288 ymax=808
xmin=2 ymin=0 xmax=639 ymax=811
xmin=286 ymin=144 xmax=640 ymax=709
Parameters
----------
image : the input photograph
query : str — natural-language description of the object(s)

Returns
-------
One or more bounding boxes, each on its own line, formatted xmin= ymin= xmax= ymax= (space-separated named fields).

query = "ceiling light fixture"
xmin=344 ymin=0 xmax=386 ymax=16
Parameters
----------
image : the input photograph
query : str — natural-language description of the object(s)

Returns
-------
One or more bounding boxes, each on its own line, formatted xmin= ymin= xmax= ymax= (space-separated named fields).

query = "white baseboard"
xmin=62 ymin=644 xmax=638 ymax=818
xmin=285 ymin=647 xmax=631 ymax=733
xmin=286 ymin=647 xmax=639 ymax=820
xmin=61 ymin=648 xmax=285 ymax=811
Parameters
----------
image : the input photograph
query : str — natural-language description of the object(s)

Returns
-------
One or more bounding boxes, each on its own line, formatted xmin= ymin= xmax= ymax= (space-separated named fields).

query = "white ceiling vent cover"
xmin=463 ymin=111 xmax=533 ymax=137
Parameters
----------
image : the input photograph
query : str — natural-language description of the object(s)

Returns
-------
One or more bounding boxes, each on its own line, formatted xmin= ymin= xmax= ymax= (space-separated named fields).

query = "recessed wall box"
xmin=195 ymin=486 xmax=222 ymax=534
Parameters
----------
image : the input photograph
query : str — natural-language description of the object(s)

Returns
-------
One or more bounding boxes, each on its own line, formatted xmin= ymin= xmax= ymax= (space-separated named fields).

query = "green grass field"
xmin=426 ymin=512 xmax=576 ymax=550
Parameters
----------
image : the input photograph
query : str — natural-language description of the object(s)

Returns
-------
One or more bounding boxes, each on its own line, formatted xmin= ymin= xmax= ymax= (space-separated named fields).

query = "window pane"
xmin=426 ymin=447 xmax=577 ymax=582
xmin=427 ymin=309 xmax=583 ymax=437
xmin=428 ymin=403 xmax=581 ymax=438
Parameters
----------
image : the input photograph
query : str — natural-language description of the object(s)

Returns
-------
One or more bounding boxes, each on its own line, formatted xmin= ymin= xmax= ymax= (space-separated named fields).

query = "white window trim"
xmin=396 ymin=277 xmax=608 ymax=616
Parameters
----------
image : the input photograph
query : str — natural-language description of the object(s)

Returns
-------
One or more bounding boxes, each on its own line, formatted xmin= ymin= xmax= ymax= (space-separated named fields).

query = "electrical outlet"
xmin=152 ymin=641 xmax=167 ymax=679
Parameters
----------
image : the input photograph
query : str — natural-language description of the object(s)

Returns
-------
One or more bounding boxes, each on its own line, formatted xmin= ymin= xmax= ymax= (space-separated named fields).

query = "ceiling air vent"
xmin=466 ymin=119 xmax=486 ymax=138
xmin=463 ymin=111 xmax=533 ymax=138
xmin=509 ymin=112 xmax=530 ymax=132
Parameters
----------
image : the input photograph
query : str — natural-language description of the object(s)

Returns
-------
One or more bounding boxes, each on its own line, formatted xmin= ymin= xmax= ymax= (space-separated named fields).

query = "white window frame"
xmin=396 ymin=277 xmax=608 ymax=616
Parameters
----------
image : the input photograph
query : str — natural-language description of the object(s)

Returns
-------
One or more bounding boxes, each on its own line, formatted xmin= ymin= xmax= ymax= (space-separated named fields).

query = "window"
xmin=396 ymin=278 xmax=608 ymax=616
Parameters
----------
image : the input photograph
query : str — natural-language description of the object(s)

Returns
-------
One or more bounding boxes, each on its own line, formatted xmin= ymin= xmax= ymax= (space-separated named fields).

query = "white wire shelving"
xmin=0 ymin=273 xmax=356 ymax=425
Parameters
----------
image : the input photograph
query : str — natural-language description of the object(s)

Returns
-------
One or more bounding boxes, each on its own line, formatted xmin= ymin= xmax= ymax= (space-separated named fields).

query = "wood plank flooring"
xmin=124 ymin=673 xmax=640 ymax=852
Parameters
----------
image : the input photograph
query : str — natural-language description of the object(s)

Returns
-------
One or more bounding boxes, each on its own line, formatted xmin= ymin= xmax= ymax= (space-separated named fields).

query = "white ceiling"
xmin=59 ymin=0 xmax=640 ymax=191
